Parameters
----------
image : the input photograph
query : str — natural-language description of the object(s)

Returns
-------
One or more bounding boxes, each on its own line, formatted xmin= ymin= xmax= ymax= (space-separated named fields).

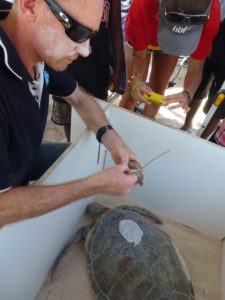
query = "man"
xmin=0 ymin=0 xmax=140 ymax=226
xmin=119 ymin=0 xmax=220 ymax=119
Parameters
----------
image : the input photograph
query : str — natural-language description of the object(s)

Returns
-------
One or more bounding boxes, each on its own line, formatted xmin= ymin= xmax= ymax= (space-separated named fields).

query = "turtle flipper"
xmin=116 ymin=205 xmax=163 ymax=224
xmin=50 ymin=224 xmax=92 ymax=277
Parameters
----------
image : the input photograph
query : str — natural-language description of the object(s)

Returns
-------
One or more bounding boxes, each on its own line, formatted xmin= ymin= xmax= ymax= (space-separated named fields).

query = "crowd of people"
xmin=0 ymin=0 xmax=225 ymax=226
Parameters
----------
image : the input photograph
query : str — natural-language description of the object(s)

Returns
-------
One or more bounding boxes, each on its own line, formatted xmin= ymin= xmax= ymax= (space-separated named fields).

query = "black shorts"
xmin=192 ymin=59 xmax=225 ymax=118
xmin=203 ymin=90 xmax=225 ymax=119
xmin=202 ymin=63 xmax=225 ymax=118
xmin=192 ymin=59 xmax=216 ymax=100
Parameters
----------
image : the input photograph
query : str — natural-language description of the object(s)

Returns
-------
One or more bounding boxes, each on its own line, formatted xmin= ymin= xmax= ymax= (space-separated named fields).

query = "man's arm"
xmin=65 ymin=86 xmax=110 ymax=133
xmin=0 ymin=163 xmax=138 ymax=226
xmin=0 ymin=83 xmax=141 ymax=227
xmin=164 ymin=58 xmax=205 ymax=111
xmin=65 ymin=86 xmax=141 ymax=165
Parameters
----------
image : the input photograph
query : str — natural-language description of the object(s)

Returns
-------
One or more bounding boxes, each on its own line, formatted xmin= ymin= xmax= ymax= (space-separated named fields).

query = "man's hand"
xmin=93 ymin=164 xmax=139 ymax=196
xmin=111 ymin=139 xmax=140 ymax=166
xmin=101 ymin=128 xmax=141 ymax=165
xmin=164 ymin=91 xmax=190 ymax=112
xmin=101 ymin=129 xmax=143 ymax=186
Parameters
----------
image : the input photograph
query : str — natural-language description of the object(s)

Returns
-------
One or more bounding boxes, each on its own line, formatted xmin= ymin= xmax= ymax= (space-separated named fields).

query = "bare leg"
xmin=181 ymin=99 xmax=202 ymax=131
xmin=201 ymin=117 xmax=221 ymax=139
xmin=143 ymin=52 xmax=178 ymax=119
xmin=119 ymin=44 xmax=150 ymax=111
xmin=143 ymin=51 xmax=151 ymax=82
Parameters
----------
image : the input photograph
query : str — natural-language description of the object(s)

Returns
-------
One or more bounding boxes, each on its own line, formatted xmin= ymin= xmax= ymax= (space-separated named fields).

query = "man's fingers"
xmin=168 ymin=104 xmax=181 ymax=110
xmin=119 ymin=163 xmax=130 ymax=173
xmin=167 ymin=103 xmax=190 ymax=111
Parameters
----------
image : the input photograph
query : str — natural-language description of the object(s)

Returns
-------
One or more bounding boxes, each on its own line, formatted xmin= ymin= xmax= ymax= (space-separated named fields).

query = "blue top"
xmin=0 ymin=27 xmax=77 ymax=190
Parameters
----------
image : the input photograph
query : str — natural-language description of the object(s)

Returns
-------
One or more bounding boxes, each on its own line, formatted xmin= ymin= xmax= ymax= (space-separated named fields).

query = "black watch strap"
xmin=96 ymin=125 xmax=114 ymax=143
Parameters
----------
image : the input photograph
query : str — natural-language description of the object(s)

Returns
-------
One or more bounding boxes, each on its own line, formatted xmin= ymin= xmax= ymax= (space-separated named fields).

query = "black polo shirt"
xmin=0 ymin=26 xmax=77 ymax=191
xmin=0 ymin=0 xmax=12 ymax=20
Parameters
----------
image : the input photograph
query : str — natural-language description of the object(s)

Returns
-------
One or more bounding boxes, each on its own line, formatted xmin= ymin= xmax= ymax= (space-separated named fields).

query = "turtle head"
xmin=86 ymin=202 xmax=109 ymax=220
xmin=128 ymin=160 xmax=144 ymax=185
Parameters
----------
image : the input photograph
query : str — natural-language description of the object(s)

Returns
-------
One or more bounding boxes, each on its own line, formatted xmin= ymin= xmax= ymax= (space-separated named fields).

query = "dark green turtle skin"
xmin=55 ymin=203 xmax=195 ymax=300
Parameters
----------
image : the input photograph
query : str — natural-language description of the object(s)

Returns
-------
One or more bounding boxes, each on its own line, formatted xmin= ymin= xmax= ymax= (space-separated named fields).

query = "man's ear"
xmin=19 ymin=0 xmax=38 ymax=20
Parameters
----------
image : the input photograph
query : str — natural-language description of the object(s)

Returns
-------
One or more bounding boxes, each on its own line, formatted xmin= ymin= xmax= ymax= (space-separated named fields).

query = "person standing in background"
xmin=52 ymin=0 xmax=124 ymax=141
xmin=181 ymin=0 xmax=225 ymax=138
xmin=119 ymin=0 xmax=220 ymax=120
xmin=209 ymin=119 xmax=225 ymax=146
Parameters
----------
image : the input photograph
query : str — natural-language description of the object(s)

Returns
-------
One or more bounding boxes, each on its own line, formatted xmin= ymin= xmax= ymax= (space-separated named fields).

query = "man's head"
xmin=158 ymin=0 xmax=212 ymax=56
xmin=2 ymin=0 xmax=103 ymax=72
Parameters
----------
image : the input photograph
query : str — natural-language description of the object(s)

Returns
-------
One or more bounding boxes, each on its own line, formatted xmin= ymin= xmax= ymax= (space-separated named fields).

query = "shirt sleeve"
xmin=125 ymin=0 xmax=148 ymax=51
xmin=0 ymin=101 xmax=12 ymax=191
xmin=191 ymin=0 xmax=220 ymax=60
xmin=45 ymin=66 xmax=78 ymax=97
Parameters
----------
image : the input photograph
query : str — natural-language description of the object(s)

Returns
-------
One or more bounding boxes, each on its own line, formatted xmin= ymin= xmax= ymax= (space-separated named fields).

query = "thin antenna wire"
xmin=142 ymin=150 xmax=170 ymax=169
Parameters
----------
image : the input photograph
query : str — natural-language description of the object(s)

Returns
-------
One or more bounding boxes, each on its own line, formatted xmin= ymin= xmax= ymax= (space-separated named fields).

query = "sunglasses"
xmin=164 ymin=0 xmax=212 ymax=25
xmin=44 ymin=0 xmax=97 ymax=43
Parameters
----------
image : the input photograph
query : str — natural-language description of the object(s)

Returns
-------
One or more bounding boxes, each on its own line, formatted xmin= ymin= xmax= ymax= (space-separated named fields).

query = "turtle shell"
xmin=85 ymin=207 xmax=194 ymax=299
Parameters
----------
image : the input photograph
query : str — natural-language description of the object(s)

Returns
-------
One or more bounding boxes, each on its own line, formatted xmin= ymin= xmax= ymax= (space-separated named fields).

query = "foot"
xmin=180 ymin=123 xmax=191 ymax=131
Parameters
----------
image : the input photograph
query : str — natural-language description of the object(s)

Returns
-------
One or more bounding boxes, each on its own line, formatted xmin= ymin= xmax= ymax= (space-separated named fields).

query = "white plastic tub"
xmin=0 ymin=102 xmax=224 ymax=300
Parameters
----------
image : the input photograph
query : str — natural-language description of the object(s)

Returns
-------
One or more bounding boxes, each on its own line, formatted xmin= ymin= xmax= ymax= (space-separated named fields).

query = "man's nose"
xmin=74 ymin=40 xmax=92 ymax=57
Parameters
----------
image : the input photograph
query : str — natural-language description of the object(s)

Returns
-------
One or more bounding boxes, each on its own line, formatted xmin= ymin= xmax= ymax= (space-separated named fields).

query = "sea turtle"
xmin=54 ymin=202 xmax=195 ymax=300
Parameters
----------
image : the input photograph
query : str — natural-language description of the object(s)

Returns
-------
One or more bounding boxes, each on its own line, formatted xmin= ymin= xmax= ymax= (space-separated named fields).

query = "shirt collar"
xmin=0 ymin=26 xmax=33 ymax=82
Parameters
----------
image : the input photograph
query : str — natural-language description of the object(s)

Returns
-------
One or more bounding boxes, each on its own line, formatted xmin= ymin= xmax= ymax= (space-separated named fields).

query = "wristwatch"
xmin=96 ymin=124 xmax=114 ymax=143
